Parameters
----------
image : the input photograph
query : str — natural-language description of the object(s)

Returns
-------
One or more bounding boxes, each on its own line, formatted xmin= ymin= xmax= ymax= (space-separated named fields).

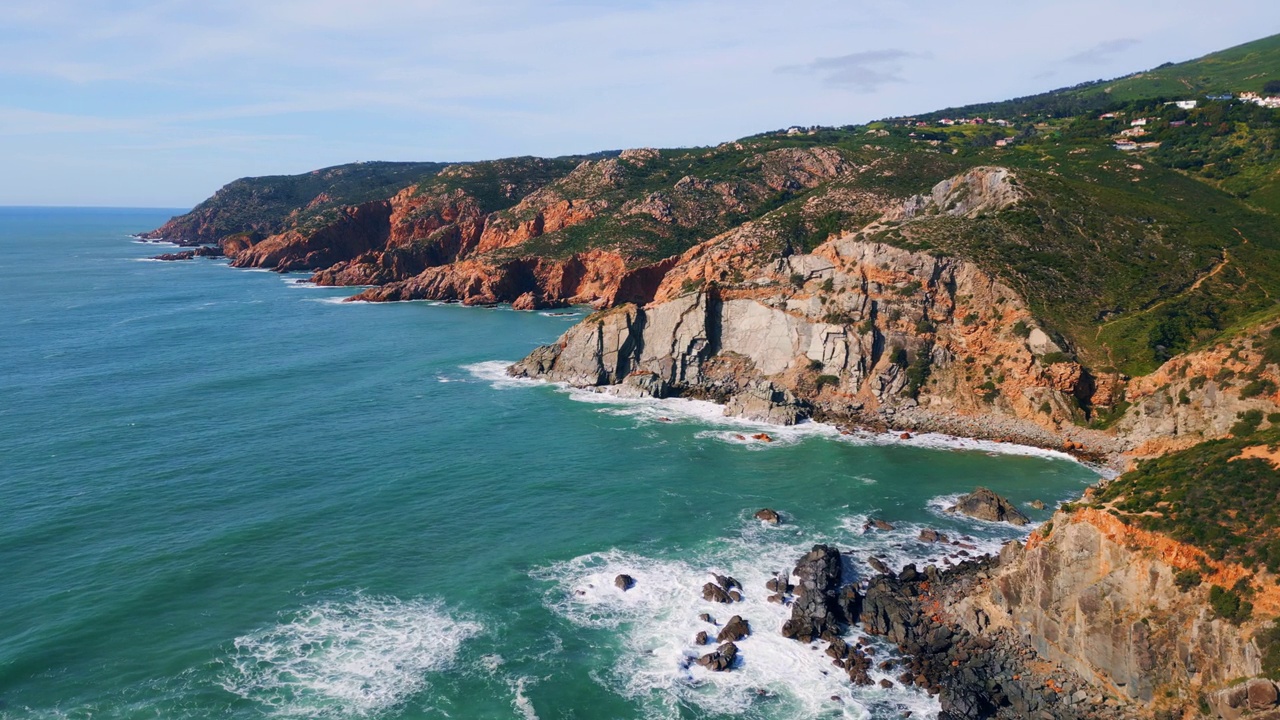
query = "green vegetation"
xmin=1096 ymin=429 xmax=1280 ymax=568
xmin=1209 ymin=583 xmax=1254 ymax=624
xmin=815 ymin=374 xmax=841 ymax=391
xmin=1174 ymin=569 xmax=1203 ymax=592
xmin=1257 ymin=620 xmax=1280 ymax=679
xmin=152 ymin=161 xmax=450 ymax=243
xmin=913 ymin=34 xmax=1280 ymax=123
xmin=153 ymin=32 xmax=1280 ymax=387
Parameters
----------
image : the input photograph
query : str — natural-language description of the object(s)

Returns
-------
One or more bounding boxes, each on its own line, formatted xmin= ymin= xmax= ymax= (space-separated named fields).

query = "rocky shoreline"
xmin=629 ymin=493 xmax=1143 ymax=719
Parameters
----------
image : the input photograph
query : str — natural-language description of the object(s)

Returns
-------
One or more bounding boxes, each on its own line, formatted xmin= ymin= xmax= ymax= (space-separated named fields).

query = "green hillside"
xmin=915 ymin=33 xmax=1280 ymax=122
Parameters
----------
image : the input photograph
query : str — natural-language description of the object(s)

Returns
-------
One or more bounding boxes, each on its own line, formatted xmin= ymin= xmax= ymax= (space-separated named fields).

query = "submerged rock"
xmin=946 ymin=487 xmax=1030 ymax=526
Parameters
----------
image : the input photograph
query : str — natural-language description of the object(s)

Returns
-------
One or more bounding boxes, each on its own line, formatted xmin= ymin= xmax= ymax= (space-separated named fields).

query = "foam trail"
xmin=219 ymin=593 xmax=481 ymax=718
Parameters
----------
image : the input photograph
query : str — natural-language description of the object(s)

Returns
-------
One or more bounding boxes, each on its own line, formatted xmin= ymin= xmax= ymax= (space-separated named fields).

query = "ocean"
xmin=0 ymin=207 xmax=1100 ymax=719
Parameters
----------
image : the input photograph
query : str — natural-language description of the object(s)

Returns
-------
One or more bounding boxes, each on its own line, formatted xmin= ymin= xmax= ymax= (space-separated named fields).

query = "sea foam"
xmin=219 ymin=594 xmax=481 ymax=718
xmin=531 ymin=515 xmax=958 ymax=720
xmin=463 ymin=360 xmax=1089 ymax=465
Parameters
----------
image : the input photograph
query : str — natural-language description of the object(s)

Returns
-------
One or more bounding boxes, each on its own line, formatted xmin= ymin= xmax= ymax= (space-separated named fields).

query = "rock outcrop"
xmin=510 ymin=226 xmax=1118 ymax=452
xmin=952 ymin=507 xmax=1266 ymax=712
xmin=946 ymin=487 xmax=1030 ymax=526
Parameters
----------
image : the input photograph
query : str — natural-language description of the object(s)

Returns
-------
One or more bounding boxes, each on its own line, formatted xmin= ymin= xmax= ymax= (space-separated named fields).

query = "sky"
xmin=1 ymin=1 xmax=1277 ymax=207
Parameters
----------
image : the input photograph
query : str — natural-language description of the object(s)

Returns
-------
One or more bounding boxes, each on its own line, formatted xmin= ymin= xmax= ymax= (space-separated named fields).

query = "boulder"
xmin=1029 ymin=499 xmax=1046 ymax=510
xmin=717 ymin=615 xmax=751 ymax=642
xmin=868 ymin=556 xmax=891 ymax=574
xmin=946 ymin=487 xmax=1030 ymax=526
xmin=765 ymin=573 xmax=793 ymax=594
xmin=702 ymin=582 xmax=732 ymax=603
xmin=1251 ymin=679 xmax=1280 ymax=710
xmin=864 ymin=518 xmax=895 ymax=531
xmin=919 ymin=529 xmax=950 ymax=544
xmin=714 ymin=574 xmax=742 ymax=592
xmin=754 ymin=508 xmax=782 ymax=525
xmin=725 ymin=380 xmax=808 ymax=425
xmin=696 ymin=641 xmax=738 ymax=672
xmin=698 ymin=612 xmax=715 ymax=624
xmin=695 ymin=630 xmax=709 ymax=645
xmin=612 ymin=370 xmax=670 ymax=399
xmin=614 ymin=574 xmax=635 ymax=591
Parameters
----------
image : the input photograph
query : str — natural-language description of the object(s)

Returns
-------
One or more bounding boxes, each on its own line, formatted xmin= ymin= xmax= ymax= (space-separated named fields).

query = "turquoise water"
xmin=0 ymin=208 xmax=1100 ymax=720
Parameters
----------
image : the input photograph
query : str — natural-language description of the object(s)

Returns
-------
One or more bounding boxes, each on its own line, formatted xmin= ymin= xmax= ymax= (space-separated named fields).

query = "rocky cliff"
xmin=510 ymin=168 xmax=1123 ymax=455
xmin=953 ymin=508 xmax=1265 ymax=712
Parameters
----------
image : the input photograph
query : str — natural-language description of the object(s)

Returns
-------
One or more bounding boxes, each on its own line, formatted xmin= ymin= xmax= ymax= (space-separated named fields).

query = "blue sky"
xmin=1 ymin=1 xmax=1276 ymax=207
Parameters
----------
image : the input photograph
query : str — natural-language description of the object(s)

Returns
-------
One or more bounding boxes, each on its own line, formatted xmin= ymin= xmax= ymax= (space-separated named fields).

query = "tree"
xmin=1265 ymin=79 xmax=1280 ymax=95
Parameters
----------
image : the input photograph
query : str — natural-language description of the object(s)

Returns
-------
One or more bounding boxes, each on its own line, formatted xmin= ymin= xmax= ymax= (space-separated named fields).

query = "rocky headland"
xmin=138 ymin=35 xmax=1280 ymax=716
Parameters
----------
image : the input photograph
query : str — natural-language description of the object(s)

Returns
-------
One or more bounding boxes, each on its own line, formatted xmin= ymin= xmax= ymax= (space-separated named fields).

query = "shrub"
xmin=790 ymin=273 xmax=806 ymax=287
xmin=1012 ymin=320 xmax=1031 ymax=338
xmin=891 ymin=348 xmax=909 ymax=368
xmin=1241 ymin=378 xmax=1278 ymax=399
xmin=1173 ymin=569 xmax=1202 ymax=592
xmin=1258 ymin=619 xmax=1280 ymax=680
xmin=1270 ymin=413 xmax=1280 ymax=424
xmin=815 ymin=374 xmax=841 ymax=391
xmin=1178 ymin=389 xmax=1191 ymax=405
xmin=962 ymin=313 xmax=980 ymax=326
xmin=808 ymin=359 xmax=824 ymax=371
xmin=1208 ymin=584 xmax=1253 ymax=624
xmin=1232 ymin=409 xmax=1265 ymax=436
xmin=820 ymin=278 xmax=835 ymax=293
xmin=895 ymin=280 xmax=922 ymax=296
xmin=1039 ymin=401 xmax=1053 ymax=414
xmin=1041 ymin=351 xmax=1072 ymax=365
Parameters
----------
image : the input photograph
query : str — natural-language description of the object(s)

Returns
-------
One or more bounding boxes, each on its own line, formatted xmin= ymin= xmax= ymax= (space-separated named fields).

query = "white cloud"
xmin=0 ymin=0 xmax=1277 ymax=205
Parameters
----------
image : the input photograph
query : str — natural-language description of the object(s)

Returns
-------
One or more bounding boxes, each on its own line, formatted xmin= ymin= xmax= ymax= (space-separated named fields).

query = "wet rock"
xmin=153 ymin=250 xmax=196 ymax=261
xmin=714 ymin=574 xmax=742 ymax=592
xmin=868 ymin=556 xmax=891 ymax=574
xmin=754 ymin=508 xmax=782 ymax=525
xmin=1029 ymin=499 xmax=1046 ymax=510
xmin=945 ymin=487 xmax=1029 ymax=526
xmin=702 ymin=582 xmax=732 ymax=603
xmin=695 ymin=630 xmax=709 ymax=645
xmin=864 ymin=518 xmax=895 ymax=532
xmin=765 ymin=573 xmax=793 ymax=594
xmin=614 ymin=574 xmax=635 ymax=591
xmin=752 ymin=433 xmax=773 ymax=442
xmin=781 ymin=545 xmax=848 ymax=643
xmin=728 ymin=590 xmax=743 ymax=602
xmin=699 ymin=612 xmax=715 ymax=624
xmin=696 ymin=641 xmax=738 ymax=672
xmin=919 ymin=529 xmax=949 ymax=543
xmin=717 ymin=615 xmax=751 ymax=642
xmin=880 ymin=678 xmax=894 ymax=689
